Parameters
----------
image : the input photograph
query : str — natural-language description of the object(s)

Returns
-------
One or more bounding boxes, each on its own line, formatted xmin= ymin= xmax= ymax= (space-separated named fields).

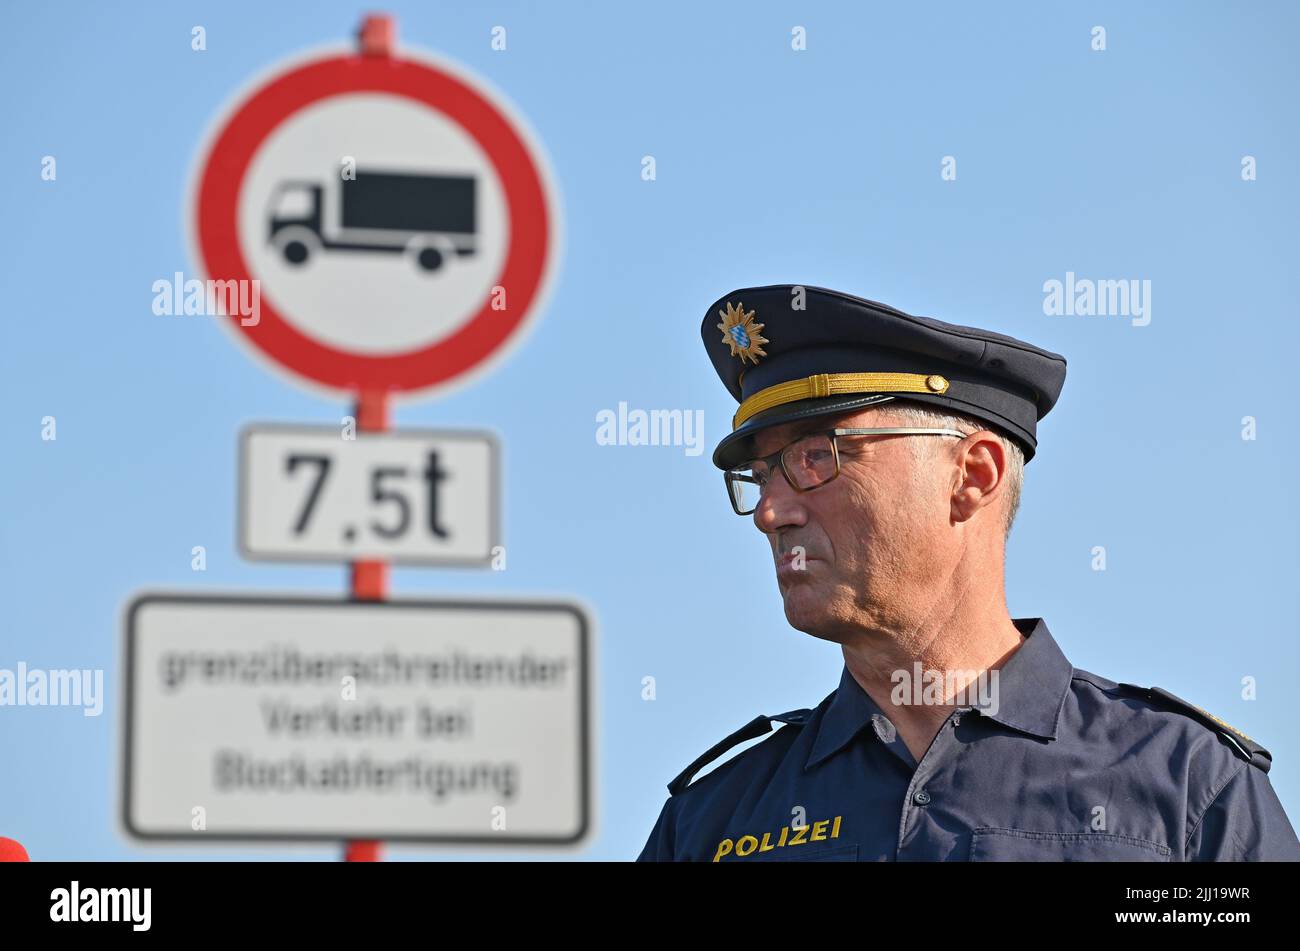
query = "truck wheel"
xmin=416 ymin=247 xmax=443 ymax=271
xmin=283 ymin=240 xmax=310 ymax=265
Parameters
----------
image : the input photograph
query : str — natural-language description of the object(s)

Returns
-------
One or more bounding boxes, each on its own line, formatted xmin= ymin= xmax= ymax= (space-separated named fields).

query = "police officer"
xmin=637 ymin=284 xmax=1300 ymax=862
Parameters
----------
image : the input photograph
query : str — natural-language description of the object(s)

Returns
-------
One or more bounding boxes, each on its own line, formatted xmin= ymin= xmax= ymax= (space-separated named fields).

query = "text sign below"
xmin=123 ymin=595 xmax=590 ymax=843
xmin=240 ymin=425 xmax=499 ymax=565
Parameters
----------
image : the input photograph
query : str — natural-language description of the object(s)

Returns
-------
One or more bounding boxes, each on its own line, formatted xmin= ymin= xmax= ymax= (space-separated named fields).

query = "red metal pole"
xmin=344 ymin=388 xmax=390 ymax=862
xmin=357 ymin=13 xmax=395 ymax=58
xmin=343 ymin=13 xmax=395 ymax=866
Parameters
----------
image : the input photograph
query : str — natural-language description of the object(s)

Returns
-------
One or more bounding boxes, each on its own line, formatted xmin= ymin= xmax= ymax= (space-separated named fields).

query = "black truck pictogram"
xmin=267 ymin=169 xmax=477 ymax=272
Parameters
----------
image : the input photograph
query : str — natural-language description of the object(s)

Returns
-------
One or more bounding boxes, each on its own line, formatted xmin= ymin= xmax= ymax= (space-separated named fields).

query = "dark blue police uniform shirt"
xmin=637 ymin=618 xmax=1300 ymax=861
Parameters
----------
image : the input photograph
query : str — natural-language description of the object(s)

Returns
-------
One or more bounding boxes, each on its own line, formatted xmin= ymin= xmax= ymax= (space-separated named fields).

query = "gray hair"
xmin=882 ymin=399 xmax=1025 ymax=541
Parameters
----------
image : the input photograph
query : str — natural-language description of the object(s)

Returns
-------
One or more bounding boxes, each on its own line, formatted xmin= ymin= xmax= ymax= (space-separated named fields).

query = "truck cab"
xmin=267 ymin=182 xmax=323 ymax=265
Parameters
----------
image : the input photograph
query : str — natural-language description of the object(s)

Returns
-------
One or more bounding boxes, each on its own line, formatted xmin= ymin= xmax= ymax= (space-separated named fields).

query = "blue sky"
xmin=2 ymin=0 xmax=1297 ymax=860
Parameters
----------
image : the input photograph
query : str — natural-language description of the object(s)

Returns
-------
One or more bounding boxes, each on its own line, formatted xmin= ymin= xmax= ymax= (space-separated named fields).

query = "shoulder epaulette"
xmin=1118 ymin=683 xmax=1272 ymax=774
xmin=667 ymin=709 xmax=812 ymax=796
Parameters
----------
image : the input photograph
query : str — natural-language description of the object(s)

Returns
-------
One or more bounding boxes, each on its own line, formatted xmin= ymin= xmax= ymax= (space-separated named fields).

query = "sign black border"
xmin=121 ymin=592 xmax=591 ymax=846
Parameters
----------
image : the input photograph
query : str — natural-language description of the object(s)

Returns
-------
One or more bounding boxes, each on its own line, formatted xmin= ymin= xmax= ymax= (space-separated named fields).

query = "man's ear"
xmin=950 ymin=432 xmax=1006 ymax=525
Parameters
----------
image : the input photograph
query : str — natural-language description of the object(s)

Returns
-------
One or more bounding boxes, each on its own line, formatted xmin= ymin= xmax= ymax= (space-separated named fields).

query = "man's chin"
xmin=779 ymin=583 xmax=831 ymax=632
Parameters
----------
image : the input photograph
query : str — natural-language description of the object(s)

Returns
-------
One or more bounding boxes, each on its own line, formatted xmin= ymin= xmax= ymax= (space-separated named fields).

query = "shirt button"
xmin=913 ymin=789 xmax=931 ymax=806
xmin=871 ymin=713 xmax=896 ymax=743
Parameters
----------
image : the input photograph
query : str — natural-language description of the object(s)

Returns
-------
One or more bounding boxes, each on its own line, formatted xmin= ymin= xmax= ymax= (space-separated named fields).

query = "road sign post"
xmin=347 ymin=391 xmax=388 ymax=862
xmin=138 ymin=12 xmax=569 ymax=861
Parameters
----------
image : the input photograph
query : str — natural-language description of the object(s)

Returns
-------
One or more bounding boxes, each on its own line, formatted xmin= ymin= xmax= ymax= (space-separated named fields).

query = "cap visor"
xmin=711 ymin=394 xmax=900 ymax=469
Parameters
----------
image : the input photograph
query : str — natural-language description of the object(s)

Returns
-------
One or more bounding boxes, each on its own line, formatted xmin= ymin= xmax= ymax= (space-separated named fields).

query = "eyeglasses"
xmin=723 ymin=427 xmax=967 ymax=516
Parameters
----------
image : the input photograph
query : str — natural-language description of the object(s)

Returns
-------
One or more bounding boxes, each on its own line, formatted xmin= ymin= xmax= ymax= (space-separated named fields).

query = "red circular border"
xmin=195 ymin=54 xmax=553 ymax=394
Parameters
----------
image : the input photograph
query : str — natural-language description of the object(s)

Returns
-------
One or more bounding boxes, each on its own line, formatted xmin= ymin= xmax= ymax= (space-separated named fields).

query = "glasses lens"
xmin=782 ymin=433 xmax=837 ymax=489
xmin=725 ymin=468 xmax=764 ymax=514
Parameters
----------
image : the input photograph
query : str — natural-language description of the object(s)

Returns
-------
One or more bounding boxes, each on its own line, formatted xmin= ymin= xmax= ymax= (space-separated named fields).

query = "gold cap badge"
xmin=717 ymin=301 xmax=768 ymax=366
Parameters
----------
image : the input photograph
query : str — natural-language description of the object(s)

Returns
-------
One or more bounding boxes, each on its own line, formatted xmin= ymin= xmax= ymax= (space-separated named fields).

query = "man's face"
xmin=745 ymin=407 xmax=957 ymax=642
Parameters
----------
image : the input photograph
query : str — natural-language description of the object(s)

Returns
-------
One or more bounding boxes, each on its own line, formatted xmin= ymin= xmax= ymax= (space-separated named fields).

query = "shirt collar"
xmin=804 ymin=663 xmax=888 ymax=771
xmin=804 ymin=617 xmax=1073 ymax=772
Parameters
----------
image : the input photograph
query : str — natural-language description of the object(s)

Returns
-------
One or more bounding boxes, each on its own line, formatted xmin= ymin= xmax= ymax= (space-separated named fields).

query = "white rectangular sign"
xmin=123 ymin=594 xmax=590 ymax=843
xmin=239 ymin=425 xmax=499 ymax=565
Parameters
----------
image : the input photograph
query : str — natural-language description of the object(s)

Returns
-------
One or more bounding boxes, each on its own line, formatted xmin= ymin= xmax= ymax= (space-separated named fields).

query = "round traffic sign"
xmin=191 ymin=46 xmax=560 ymax=398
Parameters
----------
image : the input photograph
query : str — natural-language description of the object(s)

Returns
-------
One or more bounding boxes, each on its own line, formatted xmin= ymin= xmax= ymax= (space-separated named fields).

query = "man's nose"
xmin=753 ymin=467 xmax=806 ymax=533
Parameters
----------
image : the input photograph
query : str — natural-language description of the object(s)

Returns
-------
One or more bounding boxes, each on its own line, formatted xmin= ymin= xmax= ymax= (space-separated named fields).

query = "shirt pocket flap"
xmin=970 ymin=828 xmax=1171 ymax=862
